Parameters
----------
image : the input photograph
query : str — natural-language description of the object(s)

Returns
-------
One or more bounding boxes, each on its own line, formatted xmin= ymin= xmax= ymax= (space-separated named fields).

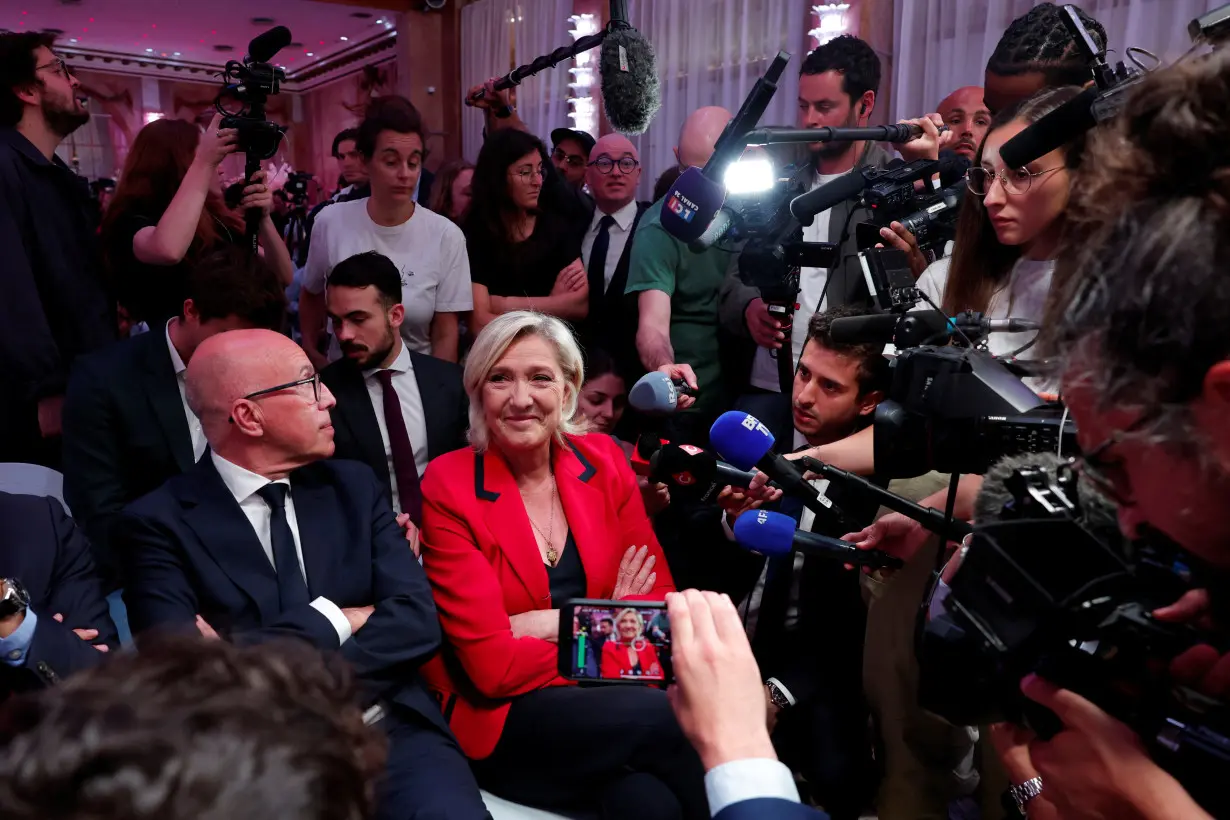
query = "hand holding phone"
xmin=558 ymin=599 xmax=672 ymax=684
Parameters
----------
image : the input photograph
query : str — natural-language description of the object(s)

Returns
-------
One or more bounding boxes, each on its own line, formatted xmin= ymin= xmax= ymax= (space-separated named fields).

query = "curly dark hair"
xmin=1040 ymin=50 xmax=1230 ymax=450
xmin=987 ymin=2 xmax=1107 ymax=86
xmin=0 ymin=637 xmax=387 ymax=820
xmin=799 ymin=34 xmax=881 ymax=105
xmin=805 ymin=305 xmax=890 ymax=396
xmin=0 ymin=30 xmax=56 ymax=128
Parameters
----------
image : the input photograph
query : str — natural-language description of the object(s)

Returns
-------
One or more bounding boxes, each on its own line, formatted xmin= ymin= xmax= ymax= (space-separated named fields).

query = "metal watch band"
xmin=765 ymin=680 xmax=791 ymax=710
xmin=0 ymin=578 xmax=30 ymax=618
xmin=1009 ymin=776 xmax=1043 ymax=812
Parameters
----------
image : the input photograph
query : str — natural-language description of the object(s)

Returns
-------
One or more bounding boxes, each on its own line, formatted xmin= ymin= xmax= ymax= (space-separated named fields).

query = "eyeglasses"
xmin=552 ymin=149 xmax=586 ymax=168
xmin=966 ymin=165 xmax=1064 ymax=196
xmin=1072 ymin=415 xmax=1152 ymax=507
xmin=243 ymin=373 xmax=322 ymax=403
xmin=588 ymin=156 xmax=640 ymax=175
xmin=35 ymin=57 xmax=73 ymax=81
xmin=509 ymin=165 xmax=545 ymax=183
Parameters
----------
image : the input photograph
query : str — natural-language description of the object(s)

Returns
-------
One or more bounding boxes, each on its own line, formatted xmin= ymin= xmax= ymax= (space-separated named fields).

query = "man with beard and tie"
xmin=0 ymin=32 xmax=115 ymax=468
xmin=719 ymin=36 xmax=914 ymax=435
xmin=319 ymin=252 xmax=469 ymax=547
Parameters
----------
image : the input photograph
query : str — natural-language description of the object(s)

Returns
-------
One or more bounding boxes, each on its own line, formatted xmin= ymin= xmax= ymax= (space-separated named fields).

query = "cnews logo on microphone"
xmin=673 ymin=471 xmax=696 ymax=485
xmin=679 ymin=444 xmax=703 ymax=456
xmin=666 ymin=191 xmax=698 ymax=223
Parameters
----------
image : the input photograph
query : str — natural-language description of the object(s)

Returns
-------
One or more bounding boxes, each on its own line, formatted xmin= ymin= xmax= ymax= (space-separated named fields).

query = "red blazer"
xmin=600 ymin=639 xmax=663 ymax=681
xmin=418 ymin=433 xmax=676 ymax=759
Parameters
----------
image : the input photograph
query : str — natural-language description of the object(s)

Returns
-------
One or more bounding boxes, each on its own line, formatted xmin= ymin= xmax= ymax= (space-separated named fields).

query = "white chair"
xmin=0 ymin=462 xmax=68 ymax=512
xmin=480 ymin=791 xmax=578 ymax=820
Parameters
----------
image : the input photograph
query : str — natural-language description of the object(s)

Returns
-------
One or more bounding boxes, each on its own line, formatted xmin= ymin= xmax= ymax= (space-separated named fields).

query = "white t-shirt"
xmin=912 ymin=255 xmax=1054 ymax=360
xmin=303 ymin=199 xmax=473 ymax=355
xmin=750 ymin=171 xmax=848 ymax=392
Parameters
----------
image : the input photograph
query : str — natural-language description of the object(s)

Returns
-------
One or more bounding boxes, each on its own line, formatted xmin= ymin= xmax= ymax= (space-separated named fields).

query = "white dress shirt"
xmin=362 ymin=344 xmax=428 ymax=514
xmin=581 ymin=198 xmax=640 ymax=292
xmin=210 ymin=451 xmax=353 ymax=644
xmin=705 ymin=758 xmax=801 ymax=815
xmin=165 ymin=320 xmax=206 ymax=460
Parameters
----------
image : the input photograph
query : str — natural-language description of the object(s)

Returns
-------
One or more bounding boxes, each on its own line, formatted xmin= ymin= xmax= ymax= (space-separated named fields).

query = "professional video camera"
xmin=918 ymin=455 xmax=1230 ymax=817
xmin=283 ymin=171 xmax=313 ymax=206
xmin=214 ymin=25 xmax=292 ymax=250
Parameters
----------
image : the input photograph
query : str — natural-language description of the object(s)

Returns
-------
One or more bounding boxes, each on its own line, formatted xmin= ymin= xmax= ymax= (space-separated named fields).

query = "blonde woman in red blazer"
xmin=419 ymin=311 xmax=707 ymax=819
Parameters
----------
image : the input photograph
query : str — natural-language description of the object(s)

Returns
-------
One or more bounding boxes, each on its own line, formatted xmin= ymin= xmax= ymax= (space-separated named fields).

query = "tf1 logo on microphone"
xmin=666 ymin=190 xmax=698 ymax=223
xmin=740 ymin=414 xmax=772 ymax=438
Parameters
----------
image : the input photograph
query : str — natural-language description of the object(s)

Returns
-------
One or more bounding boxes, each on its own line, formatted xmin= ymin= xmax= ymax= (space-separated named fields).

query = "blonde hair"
xmin=614 ymin=607 xmax=646 ymax=640
xmin=464 ymin=311 xmax=586 ymax=452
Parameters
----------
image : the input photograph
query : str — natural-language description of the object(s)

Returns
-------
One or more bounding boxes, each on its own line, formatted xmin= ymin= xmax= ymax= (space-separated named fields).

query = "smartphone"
xmin=557 ymin=599 xmax=673 ymax=684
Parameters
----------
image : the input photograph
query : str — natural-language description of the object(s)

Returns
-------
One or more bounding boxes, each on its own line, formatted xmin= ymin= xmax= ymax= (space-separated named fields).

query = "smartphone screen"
xmin=558 ymin=599 xmax=672 ymax=684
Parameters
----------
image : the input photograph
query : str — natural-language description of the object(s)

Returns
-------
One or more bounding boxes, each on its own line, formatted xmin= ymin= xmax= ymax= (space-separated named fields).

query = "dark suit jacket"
xmin=715 ymin=798 xmax=828 ymax=819
xmin=583 ymin=200 xmax=650 ymax=379
xmin=115 ymin=457 xmax=447 ymax=733
xmin=0 ymin=493 xmax=117 ymax=697
xmin=320 ymin=352 xmax=468 ymax=506
xmin=418 ymin=434 xmax=676 ymax=759
xmin=63 ymin=327 xmax=195 ymax=584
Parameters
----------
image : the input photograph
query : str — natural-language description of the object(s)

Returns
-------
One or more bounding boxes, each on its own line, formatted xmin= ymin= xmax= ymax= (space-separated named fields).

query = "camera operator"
xmin=978 ymin=46 xmax=1230 ymax=820
xmin=101 ymin=115 xmax=294 ymax=328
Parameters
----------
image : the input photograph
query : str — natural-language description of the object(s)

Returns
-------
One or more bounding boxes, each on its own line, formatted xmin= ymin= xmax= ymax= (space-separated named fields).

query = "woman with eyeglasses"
xmin=463 ymin=129 xmax=587 ymax=336
xmin=102 ymin=114 xmax=294 ymax=327
xmin=911 ymin=85 xmax=1086 ymax=361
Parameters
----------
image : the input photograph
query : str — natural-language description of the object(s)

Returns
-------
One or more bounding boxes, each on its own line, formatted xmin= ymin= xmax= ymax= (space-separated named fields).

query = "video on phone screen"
xmin=569 ymin=605 xmax=670 ymax=681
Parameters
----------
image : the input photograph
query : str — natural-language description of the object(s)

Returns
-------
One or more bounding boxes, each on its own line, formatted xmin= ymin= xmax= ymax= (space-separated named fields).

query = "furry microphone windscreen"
xmin=976 ymin=451 xmax=1118 ymax=533
xmin=600 ymin=25 xmax=662 ymax=135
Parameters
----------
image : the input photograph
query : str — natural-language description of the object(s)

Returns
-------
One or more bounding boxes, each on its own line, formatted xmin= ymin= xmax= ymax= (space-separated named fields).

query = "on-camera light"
xmin=723 ymin=157 xmax=775 ymax=195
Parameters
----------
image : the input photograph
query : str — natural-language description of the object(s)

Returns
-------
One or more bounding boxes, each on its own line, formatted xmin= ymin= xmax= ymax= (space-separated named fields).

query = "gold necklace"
xmin=525 ymin=476 xmax=559 ymax=566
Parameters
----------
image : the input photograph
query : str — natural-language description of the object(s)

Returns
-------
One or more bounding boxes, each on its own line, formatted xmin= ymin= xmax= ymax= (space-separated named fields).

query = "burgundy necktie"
xmin=375 ymin=369 xmax=423 ymax=526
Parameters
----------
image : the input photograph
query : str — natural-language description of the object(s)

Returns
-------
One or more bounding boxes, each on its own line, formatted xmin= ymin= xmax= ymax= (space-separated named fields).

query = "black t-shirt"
xmin=106 ymin=210 xmax=243 ymax=325
xmin=465 ymin=208 xmax=582 ymax=299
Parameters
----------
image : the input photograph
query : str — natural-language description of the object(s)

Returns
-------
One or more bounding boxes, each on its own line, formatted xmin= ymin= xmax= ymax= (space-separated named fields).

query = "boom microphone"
xmin=789 ymin=169 xmax=868 ymax=226
xmin=744 ymin=123 xmax=951 ymax=146
xmin=998 ymin=86 xmax=1098 ymax=168
xmin=248 ymin=26 xmax=292 ymax=63
xmin=709 ymin=411 xmax=843 ymax=522
xmin=628 ymin=371 xmax=697 ymax=414
xmin=733 ymin=509 xmax=903 ymax=569
xmin=600 ymin=0 xmax=661 ymax=135
xmin=828 ymin=310 xmax=1040 ymax=346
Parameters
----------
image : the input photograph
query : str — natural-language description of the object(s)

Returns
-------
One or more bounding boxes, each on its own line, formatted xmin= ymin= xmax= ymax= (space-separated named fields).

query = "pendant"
xmin=546 ymin=546 xmax=559 ymax=567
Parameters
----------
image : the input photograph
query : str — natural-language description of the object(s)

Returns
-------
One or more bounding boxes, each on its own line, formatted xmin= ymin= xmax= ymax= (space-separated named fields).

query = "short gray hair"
xmin=464 ymin=311 xmax=586 ymax=452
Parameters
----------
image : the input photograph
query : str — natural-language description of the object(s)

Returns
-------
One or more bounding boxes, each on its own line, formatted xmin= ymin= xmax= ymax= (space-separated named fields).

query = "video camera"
xmin=283 ymin=171 xmax=313 ymax=207
xmin=214 ymin=25 xmax=291 ymax=249
xmin=918 ymin=455 xmax=1230 ymax=817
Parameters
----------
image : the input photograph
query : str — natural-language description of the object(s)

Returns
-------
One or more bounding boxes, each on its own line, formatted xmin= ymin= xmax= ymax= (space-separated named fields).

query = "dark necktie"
xmin=375 ymin=369 xmax=423 ymax=526
xmin=255 ymin=483 xmax=311 ymax=610
xmin=587 ymin=214 xmax=616 ymax=316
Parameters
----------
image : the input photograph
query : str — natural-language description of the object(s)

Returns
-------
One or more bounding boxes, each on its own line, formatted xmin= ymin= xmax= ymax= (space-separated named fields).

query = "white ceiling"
xmin=9 ymin=0 xmax=396 ymax=72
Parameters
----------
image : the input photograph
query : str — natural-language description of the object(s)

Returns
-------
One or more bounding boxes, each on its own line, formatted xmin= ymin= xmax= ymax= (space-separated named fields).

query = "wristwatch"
xmin=1007 ymin=776 xmax=1043 ymax=816
xmin=765 ymin=679 xmax=792 ymax=710
xmin=0 ymin=578 xmax=30 ymax=619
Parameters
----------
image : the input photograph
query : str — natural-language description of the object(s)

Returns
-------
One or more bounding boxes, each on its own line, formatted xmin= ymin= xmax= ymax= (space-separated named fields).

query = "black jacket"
xmin=0 ymin=128 xmax=114 ymax=460
xmin=320 ymin=352 xmax=469 ymax=507
xmin=63 ymin=327 xmax=195 ymax=584
xmin=0 ymin=492 xmax=117 ymax=698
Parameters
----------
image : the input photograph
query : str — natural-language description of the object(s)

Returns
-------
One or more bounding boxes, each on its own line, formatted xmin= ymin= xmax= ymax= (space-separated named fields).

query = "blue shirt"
xmin=0 ymin=608 xmax=38 ymax=667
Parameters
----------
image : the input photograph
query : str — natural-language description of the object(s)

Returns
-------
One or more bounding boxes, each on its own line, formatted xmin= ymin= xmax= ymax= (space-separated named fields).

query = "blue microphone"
xmin=733 ymin=509 xmax=903 ymax=569
xmin=709 ymin=411 xmax=835 ymax=521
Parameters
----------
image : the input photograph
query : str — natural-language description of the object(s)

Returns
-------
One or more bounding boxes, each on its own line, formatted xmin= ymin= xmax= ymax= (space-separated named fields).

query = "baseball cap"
xmin=550 ymin=127 xmax=597 ymax=158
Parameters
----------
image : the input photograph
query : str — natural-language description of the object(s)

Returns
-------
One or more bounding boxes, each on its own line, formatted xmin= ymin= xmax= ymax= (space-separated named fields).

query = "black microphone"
xmin=248 ymin=26 xmax=292 ymax=63
xmin=788 ymin=169 xmax=867 ymax=226
xmin=744 ymin=123 xmax=951 ymax=145
xmin=600 ymin=0 xmax=661 ymax=135
xmin=628 ymin=372 xmax=697 ymax=414
xmin=641 ymin=440 xmax=761 ymax=503
xmin=999 ymin=86 xmax=1098 ymax=168
xmin=828 ymin=310 xmax=1040 ymax=346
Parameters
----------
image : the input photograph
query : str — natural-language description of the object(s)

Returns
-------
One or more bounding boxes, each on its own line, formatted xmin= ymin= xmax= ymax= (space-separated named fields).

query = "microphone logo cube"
xmin=666 ymin=192 xmax=697 ymax=223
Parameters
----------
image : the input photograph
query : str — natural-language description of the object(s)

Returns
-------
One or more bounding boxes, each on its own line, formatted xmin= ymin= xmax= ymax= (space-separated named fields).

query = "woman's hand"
xmin=508 ymin=609 xmax=559 ymax=642
xmin=238 ymin=170 xmax=274 ymax=216
xmin=612 ymin=545 xmax=658 ymax=599
xmin=551 ymin=259 xmax=588 ymax=295
xmin=876 ymin=221 xmax=929 ymax=280
xmin=195 ymin=113 xmax=239 ymax=170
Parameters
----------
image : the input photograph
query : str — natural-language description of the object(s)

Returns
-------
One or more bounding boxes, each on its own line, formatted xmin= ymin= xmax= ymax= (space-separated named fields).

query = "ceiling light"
xmin=70 ymin=38 xmax=78 ymax=43
xmin=145 ymin=48 xmax=153 ymax=53
xmin=173 ymin=51 xmax=181 ymax=56
xmin=340 ymin=36 xmax=348 ymax=41
xmin=306 ymin=52 xmax=314 ymax=57
xmin=376 ymin=19 xmax=384 ymax=24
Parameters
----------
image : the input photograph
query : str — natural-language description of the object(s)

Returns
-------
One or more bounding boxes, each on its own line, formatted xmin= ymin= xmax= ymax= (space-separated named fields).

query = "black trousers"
xmin=377 ymin=709 xmax=491 ymax=820
xmin=772 ymin=686 xmax=876 ymax=820
xmin=471 ymin=686 xmax=709 ymax=820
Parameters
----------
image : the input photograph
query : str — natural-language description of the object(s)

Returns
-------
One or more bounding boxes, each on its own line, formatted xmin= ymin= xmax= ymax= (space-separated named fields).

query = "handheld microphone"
xmin=789 ymin=169 xmax=868 ymax=226
xmin=733 ymin=509 xmax=903 ymax=569
xmin=248 ymin=26 xmax=292 ymax=63
xmin=660 ymin=51 xmax=791 ymax=243
xmin=709 ymin=411 xmax=843 ymax=522
xmin=600 ymin=0 xmax=661 ymax=135
xmin=628 ymin=372 xmax=697 ymax=414
xmin=632 ymin=437 xmax=760 ymax=503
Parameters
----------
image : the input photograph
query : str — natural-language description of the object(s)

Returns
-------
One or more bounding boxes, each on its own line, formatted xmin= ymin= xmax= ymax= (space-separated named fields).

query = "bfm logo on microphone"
xmin=666 ymin=190 xmax=698 ymax=223
xmin=740 ymin=414 xmax=772 ymax=438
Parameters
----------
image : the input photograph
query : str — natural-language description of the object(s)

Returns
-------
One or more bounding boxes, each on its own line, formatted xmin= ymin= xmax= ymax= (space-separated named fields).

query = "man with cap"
xmin=551 ymin=127 xmax=596 ymax=190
